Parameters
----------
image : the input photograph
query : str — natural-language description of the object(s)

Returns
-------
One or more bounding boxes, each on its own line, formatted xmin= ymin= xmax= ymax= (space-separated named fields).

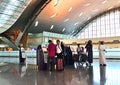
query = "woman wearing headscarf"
xmin=37 ymin=45 xmax=45 ymax=70
xmin=85 ymin=40 xmax=93 ymax=65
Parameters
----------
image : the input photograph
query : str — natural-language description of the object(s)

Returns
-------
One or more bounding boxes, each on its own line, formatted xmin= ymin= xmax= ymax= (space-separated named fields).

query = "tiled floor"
xmin=0 ymin=60 xmax=120 ymax=85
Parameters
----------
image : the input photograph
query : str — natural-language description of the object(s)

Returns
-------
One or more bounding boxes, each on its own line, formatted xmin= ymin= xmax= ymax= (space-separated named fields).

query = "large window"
xmin=78 ymin=9 xmax=120 ymax=39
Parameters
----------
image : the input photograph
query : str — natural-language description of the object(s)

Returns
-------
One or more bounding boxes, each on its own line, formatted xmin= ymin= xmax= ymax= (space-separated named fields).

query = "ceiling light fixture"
xmin=87 ymin=17 xmax=91 ymax=20
xmin=74 ymin=22 xmax=79 ymax=26
xmin=50 ymin=13 xmax=57 ymax=18
xmin=64 ymin=18 xmax=70 ymax=22
xmin=54 ymin=0 xmax=59 ymax=7
xmin=35 ymin=21 xmax=38 ymax=27
xmin=92 ymin=9 xmax=99 ymax=12
xmin=72 ymin=30 xmax=75 ymax=33
xmin=68 ymin=7 xmax=72 ymax=12
xmin=108 ymin=6 xmax=113 ymax=10
xmin=62 ymin=28 xmax=66 ymax=32
xmin=102 ymin=0 xmax=107 ymax=4
xmin=84 ymin=3 xmax=90 ymax=7
xmin=79 ymin=12 xmax=83 ymax=17
xmin=50 ymin=25 xmax=54 ymax=29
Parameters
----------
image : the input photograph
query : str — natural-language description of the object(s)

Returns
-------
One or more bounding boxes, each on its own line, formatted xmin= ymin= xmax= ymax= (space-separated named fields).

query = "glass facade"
xmin=0 ymin=0 xmax=32 ymax=33
xmin=78 ymin=9 xmax=120 ymax=39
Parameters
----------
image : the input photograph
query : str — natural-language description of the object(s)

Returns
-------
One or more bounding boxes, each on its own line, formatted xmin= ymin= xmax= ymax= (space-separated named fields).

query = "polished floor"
xmin=0 ymin=60 xmax=120 ymax=85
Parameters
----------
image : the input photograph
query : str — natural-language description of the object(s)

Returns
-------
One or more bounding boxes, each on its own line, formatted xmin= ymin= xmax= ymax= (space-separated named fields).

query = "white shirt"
xmin=56 ymin=45 xmax=62 ymax=53
xmin=98 ymin=45 xmax=105 ymax=52
xmin=77 ymin=47 xmax=82 ymax=52
xmin=21 ymin=47 xmax=26 ymax=58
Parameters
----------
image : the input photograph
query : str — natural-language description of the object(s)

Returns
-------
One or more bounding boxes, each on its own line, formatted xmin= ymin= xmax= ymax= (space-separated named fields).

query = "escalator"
xmin=0 ymin=0 xmax=51 ymax=50
xmin=0 ymin=0 xmax=32 ymax=34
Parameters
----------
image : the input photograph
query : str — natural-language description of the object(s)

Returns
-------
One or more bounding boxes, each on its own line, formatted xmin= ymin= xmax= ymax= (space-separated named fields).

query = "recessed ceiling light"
xmin=72 ymin=30 xmax=75 ymax=33
xmin=74 ymin=22 xmax=79 ymax=26
xmin=54 ymin=0 xmax=60 ymax=7
xmin=50 ymin=13 xmax=57 ymax=18
xmin=87 ymin=17 xmax=91 ymax=20
xmin=50 ymin=25 xmax=54 ymax=29
xmin=35 ymin=21 xmax=38 ymax=27
xmin=108 ymin=6 xmax=113 ymax=10
xmin=79 ymin=12 xmax=83 ymax=17
xmin=62 ymin=28 xmax=66 ymax=32
xmin=84 ymin=3 xmax=91 ymax=7
xmin=64 ymin=18 xmax=70 ymax=22
xmin=68 ymin=7 xmax=72 ymax=12
xmin=92 ymin=9 xmax=99 ymax=12
xmin=102 ymin=0 xmax=107 ymax=4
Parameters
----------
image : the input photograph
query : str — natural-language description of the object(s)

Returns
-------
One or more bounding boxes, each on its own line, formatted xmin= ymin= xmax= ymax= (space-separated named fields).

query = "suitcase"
xmin=56 ymin=58 xmax=64 ymax=71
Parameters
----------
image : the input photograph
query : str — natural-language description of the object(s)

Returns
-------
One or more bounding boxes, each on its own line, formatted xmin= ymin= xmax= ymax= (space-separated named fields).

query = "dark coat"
xmin=85 ymin=43 xmax=93 ymax=63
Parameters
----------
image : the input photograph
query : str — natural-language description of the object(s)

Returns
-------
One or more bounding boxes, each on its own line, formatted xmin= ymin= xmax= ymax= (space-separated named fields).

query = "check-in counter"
xmin=0 ymin=51 xmax=36 ymax=64
xmin=0 ymin=48 xmax=120 ymax=64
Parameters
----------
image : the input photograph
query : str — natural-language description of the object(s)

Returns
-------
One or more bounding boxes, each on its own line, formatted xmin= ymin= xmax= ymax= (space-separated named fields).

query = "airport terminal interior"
xmin=0 ymin=0 xmax=120 ymax=85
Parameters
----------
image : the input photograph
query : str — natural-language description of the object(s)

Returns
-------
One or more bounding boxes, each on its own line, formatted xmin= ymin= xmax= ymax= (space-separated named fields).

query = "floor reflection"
xmin=36 ymin=66 xmax=94 ymax=85
xmin=19 ymin=63 xmax=27 ymax=77
xmin=100 ymin=66 xmax=106 ymax=85
xmin=0 ymin=61 xmax=120 ymax=85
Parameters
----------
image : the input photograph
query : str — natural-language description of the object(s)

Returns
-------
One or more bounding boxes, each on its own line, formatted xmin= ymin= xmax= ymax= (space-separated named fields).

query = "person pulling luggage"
xmin=56 ymin=40 xmax=64 ymax=71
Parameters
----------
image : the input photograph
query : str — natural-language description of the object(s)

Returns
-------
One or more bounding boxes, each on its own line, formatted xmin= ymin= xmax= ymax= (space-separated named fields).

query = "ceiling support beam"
xmin=0 ymin=0 xmax=51 ymax=50
xmin=15 ymin=0 xmax=51 ymax=46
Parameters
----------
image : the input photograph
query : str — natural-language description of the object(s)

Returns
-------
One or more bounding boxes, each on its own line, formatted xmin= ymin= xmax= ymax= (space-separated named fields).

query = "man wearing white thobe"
xmin=98 ymin=41 xmax=106 ymax=66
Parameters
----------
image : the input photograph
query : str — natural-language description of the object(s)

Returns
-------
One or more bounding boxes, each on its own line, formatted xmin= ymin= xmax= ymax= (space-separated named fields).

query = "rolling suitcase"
xmin=56 ymin=58 xmax=64 ymax=71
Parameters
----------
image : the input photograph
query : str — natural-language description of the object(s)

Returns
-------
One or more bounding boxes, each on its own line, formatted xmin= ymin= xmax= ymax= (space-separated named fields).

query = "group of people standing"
xmin=76 ymin=40 xmax=93 ymax=66
xmin=47 ymin=40 xmax=64 ymax=71
xmin=37 ymin=39 xmax=107 ymax=71
xmin=37 ymin=39 xmax=74 ymax=71
xmin=19 ymin=39 xmax=107 ymax=72
xmin=76 ymin=40 xmax=107 ymax=66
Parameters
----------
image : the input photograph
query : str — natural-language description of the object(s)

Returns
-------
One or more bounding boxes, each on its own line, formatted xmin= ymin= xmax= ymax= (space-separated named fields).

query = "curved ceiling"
xmin=28 ymin=0 xmax=120 ymax=35
xmin=0 ymin=0 xmax=32 ymax=34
